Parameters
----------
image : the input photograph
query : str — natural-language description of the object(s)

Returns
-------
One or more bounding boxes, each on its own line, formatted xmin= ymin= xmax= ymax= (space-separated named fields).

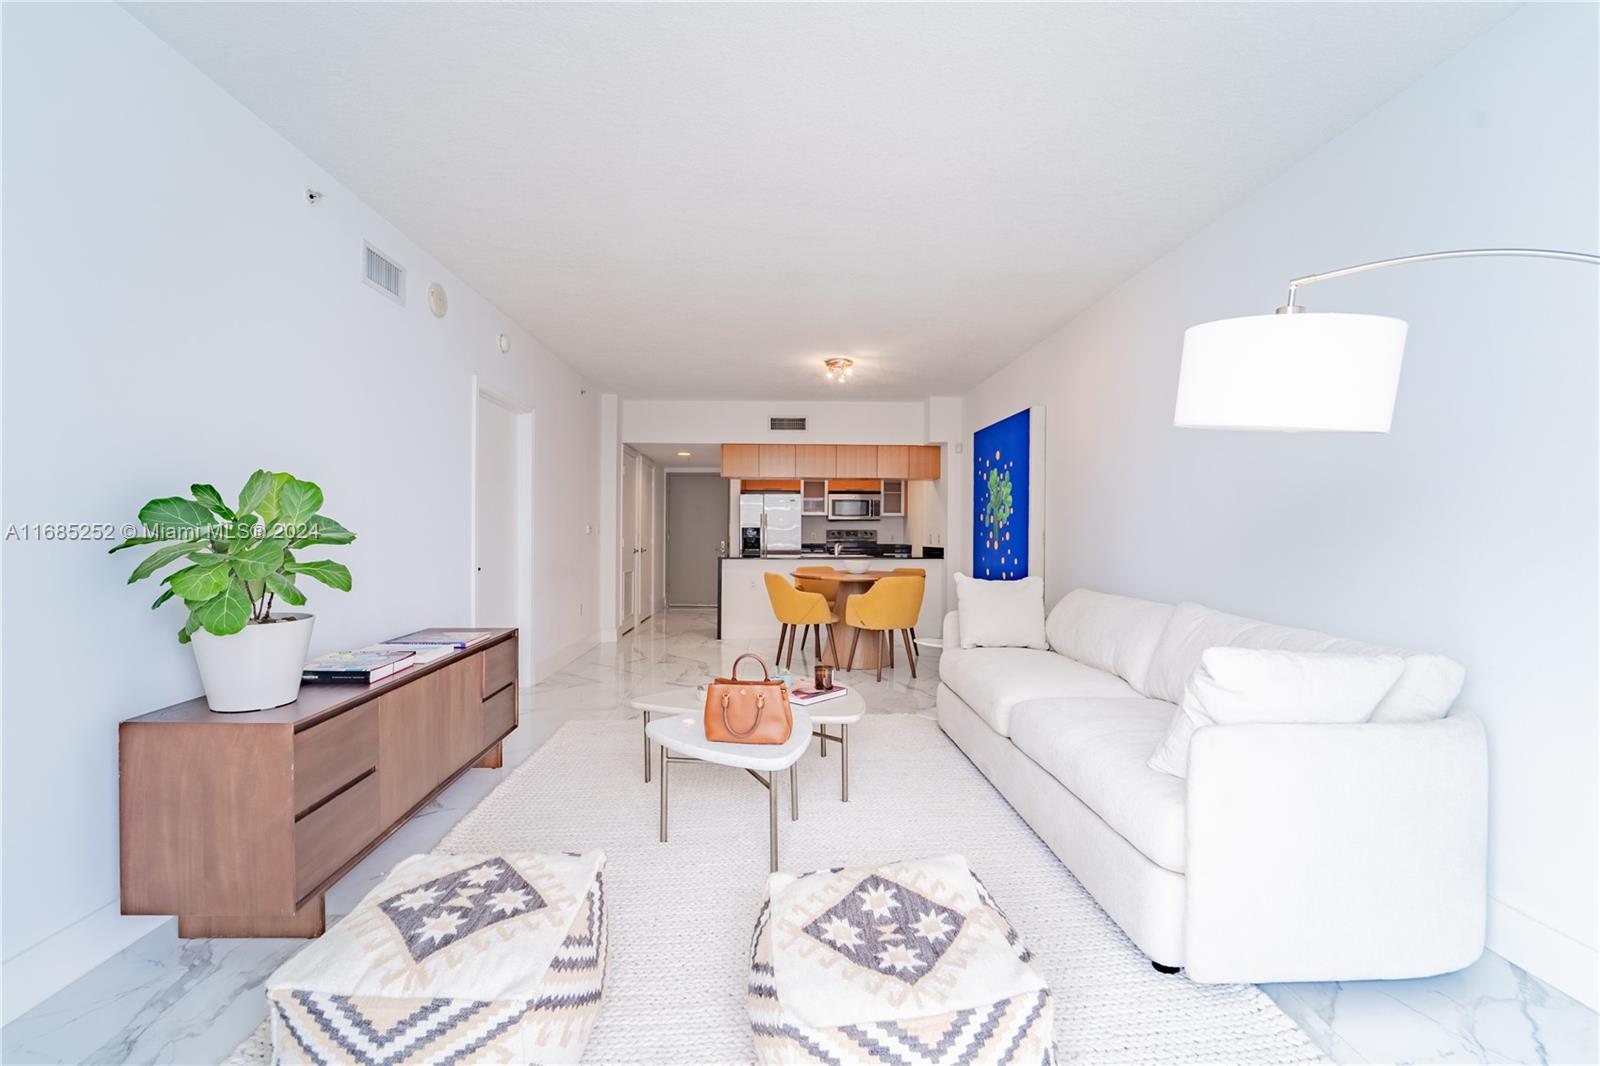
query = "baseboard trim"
xmin=1487 ymin=896 xmax=1598 ymax=1009
xmin=2 ymin=902 xmax=170 ymax=1025
xmin=532 ymin=634 xmax=595 ymax=683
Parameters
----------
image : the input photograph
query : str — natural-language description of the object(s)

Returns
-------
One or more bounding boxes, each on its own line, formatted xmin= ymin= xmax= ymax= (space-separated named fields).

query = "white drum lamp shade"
xmin=1174 ymin=312 xmax=1407 ymax=432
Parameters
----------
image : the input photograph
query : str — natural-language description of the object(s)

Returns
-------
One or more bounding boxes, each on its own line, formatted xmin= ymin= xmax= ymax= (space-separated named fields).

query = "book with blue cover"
xmin=381 ymin=628 xmax=493 ymax=650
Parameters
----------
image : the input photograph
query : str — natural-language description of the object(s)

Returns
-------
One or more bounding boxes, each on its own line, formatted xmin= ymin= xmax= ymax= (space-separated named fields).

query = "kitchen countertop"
xmin=722 ymin=553 xmax=945 ymax=561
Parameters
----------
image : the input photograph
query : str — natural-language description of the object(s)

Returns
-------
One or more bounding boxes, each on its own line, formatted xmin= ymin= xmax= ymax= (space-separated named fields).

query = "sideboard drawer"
xmin=482 ymin=684 xmax=517 ymax=748
xmin=294 ymin=772 xmax=380 ymax=901
xmin=293 ymin=705 xmax=377 ymax=816
xmin=482 ymin=637 xmax=517 ymax=698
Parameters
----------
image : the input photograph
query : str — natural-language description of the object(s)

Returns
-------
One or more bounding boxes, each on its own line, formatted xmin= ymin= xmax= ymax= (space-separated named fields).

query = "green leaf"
xmin=237 ymin=470 xmax=275 ymax=517
xmin=127 ymin=541 xmax=201 ymax=584
xmin=108 ymin=534 xmax=167 ymax=555
xmin=230 ymin=535 xmax=287 ymax=581
xmin=190 ymin=483 xmax=235 ymax=521
xmin=253 ymin=473 xmax=294 ymax=523
xmin=264 ymin=570 xmax=307 ymax=606
xmin=193 ymin=584 xmax=251 ymax=636
xmin=168 ymin=562 xmax=233 ymax=602
xmin=290 ymin=514 xmax=355 ymax=548
xmin=185 ymin=551 xmax=234 ymax=569
xmin=151 ymin=587 xmax=175 ymax=610
xmin=275 ymin=478 xmax=323 ymax=526
xmin=137 ymin=496 xmax=214 ymax=536
xmin=284 ymin=559 xmax=352 ymax=592
xmin=177 ymin=614 xmax=201 ymax=644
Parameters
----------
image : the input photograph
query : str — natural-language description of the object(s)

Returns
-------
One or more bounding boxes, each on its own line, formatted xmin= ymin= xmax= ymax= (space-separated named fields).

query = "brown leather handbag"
xmin=704 ymin=653 xmax=794 ymax=745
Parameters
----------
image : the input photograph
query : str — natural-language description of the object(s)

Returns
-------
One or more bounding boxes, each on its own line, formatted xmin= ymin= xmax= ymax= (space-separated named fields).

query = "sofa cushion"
xmin=1008 ymin=698 xmax=1187 ymax=873
xmin=940 ymin=647 xmax=1137 ymax=736
xmin=1146 ymin=602 xmax=1464 ymax=722
xmin=1045 ymin=589 xmax=1175 ymax=694
xmin=1147 ymin=648 xmax=1406 ymax=778
xmin=953 ymin=573 xmax=1048 ymax=649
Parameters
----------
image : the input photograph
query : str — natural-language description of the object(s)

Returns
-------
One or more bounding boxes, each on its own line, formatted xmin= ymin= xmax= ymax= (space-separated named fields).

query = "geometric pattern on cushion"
xmin=268 ymin=851 xmax=606 ymax=1066
xmin=749 ymin=854 xmax=1054 ymax=1064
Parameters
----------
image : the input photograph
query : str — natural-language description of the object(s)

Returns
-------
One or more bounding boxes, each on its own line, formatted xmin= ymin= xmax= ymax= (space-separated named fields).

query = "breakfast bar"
xmin=718 ymin=556 xmax=945 ymax=663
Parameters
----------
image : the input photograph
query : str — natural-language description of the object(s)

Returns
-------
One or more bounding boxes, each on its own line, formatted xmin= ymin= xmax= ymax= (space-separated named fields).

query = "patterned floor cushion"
xmin=748 ymin=854 xmax=1054 ymax=1064
xmin=268 ymin=851 xmax=607 ymax=1065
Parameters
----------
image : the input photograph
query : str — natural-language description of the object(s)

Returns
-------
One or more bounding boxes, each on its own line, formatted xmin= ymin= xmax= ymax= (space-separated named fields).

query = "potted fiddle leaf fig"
xmin=112 ymin=470 xmax=356 ymax=712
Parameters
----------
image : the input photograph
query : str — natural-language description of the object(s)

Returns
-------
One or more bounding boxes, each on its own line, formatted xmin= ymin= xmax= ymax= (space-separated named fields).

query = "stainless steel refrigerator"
xmin=738 ymin=492 xmax=802 ymax=557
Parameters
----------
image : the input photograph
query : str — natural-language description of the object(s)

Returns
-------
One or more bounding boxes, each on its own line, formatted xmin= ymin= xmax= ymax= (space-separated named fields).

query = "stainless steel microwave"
xmin=827 ymin=494 xmax=881 ymax=521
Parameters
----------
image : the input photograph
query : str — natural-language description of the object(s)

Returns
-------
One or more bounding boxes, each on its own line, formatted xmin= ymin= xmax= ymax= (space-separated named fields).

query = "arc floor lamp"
xmin=1174 ymin=248 xmax=1600 ymax=432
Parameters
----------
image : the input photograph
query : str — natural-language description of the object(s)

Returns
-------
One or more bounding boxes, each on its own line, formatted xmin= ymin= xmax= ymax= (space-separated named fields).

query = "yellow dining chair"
xmin=844 ymin=574 xmax=925 ymax=682
xmin=892 ymin=567 xmax=927 ymax=655
xmin=763 ymin=572 xmax=838 ymax=670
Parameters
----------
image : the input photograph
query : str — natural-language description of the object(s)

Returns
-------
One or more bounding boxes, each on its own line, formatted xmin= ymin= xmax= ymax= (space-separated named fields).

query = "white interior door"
xmin=474 ymin=394 xmax=518 ymax=628
xmin=620 ymin=447 xmax=639 ymax=635
xmin=638 ymin=458 xmax=656 ymax=623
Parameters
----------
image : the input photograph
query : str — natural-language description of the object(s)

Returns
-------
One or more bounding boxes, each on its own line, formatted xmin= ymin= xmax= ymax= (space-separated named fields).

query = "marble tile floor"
xmin=2 ymin=608 xmax=1594 ymax=1065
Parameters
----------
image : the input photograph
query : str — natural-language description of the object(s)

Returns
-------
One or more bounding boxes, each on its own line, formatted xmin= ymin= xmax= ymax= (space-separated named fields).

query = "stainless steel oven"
xmin=827 ymin=493 xmax=881 ymax=521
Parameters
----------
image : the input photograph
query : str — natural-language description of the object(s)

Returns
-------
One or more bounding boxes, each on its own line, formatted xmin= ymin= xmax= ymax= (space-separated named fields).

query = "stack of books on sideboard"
xmin=303 ymin=628 xmax=495 ymax=684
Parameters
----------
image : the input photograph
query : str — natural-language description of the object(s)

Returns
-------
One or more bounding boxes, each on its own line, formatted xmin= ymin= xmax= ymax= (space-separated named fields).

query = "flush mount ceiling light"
xmin=676 ymin=451 xmax=692 ymax=457
xmin=823 ymin=357 xmax=855 ymax=382
xmin=1176 ymin=248 xmax=1599 ymax=432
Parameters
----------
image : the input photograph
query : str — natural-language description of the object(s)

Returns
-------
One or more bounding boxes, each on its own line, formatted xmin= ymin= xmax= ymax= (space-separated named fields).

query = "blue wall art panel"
xmin=973 ymin=408 xmax=1031 ymax=579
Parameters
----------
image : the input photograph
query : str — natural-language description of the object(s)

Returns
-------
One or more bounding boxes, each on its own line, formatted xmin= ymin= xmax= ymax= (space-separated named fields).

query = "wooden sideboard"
xmin=119 ymin=628 xmax=519 ymax=938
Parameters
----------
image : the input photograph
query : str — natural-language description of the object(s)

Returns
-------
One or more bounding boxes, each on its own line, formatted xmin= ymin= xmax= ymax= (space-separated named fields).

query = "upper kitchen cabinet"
xmin=796 ymin=444 xmax=837 ymax=478
xmin=877 ymin=445 xmax=910 ymax=479
xmin=758 ymin=444 xmax=797 ymax=477
xmin=834 ymin=445 xmax=879 ymax=478
xmin=720 ymin=444 xmax=761 ymax=478
xmin=908 ymin=445 xmax=942 ymax=480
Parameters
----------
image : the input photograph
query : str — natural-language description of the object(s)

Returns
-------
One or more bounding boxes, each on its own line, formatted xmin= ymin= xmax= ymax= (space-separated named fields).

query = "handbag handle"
xmin=728 ymin=652 xmax=771 ymax=682
xmin=719 ymin=689 xmax=767 ymax=738
xmin=719 ymin=653 xmax=775 ymax=739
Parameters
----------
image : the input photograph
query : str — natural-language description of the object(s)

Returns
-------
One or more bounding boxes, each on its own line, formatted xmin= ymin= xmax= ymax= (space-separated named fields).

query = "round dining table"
xmin=790 ymin=567 xmax=902 ymax=671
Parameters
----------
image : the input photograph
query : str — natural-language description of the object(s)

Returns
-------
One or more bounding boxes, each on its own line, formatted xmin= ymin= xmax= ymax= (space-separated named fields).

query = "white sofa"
xmin=936 ymin=589 xmax=1487 ymax=983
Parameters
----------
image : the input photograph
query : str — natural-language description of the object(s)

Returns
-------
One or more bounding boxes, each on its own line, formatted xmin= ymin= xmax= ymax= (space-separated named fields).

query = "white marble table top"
xmin=645 ymin=708 xmax=813 ymax=770
xmin=631 ymin=684 xmax=863 ymax=725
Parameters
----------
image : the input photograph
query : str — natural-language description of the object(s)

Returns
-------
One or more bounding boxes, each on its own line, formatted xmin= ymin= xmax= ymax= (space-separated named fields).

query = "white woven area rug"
xmin=229 ymin=713 xmax=1326 ymax=1064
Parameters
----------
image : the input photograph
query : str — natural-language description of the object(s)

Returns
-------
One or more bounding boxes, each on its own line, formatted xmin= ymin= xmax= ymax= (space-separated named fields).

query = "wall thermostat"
xmin=427 ymin=282 xmax=448 ymax=317
xmin=497 ymin=333 xmax=511 ymax=354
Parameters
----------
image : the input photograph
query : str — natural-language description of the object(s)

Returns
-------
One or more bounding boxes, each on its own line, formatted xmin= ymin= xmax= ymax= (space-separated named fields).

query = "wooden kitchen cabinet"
xmin=877 ymin=445 xmax=910 ymax=479
xmin=795 ymin=444 xmax=837 ymax=478
xmin=834 ymin=445 xmax=879 ymax=478
xmin=758 ymin=444 xmax=797 ymax=477
xmin=909 ymin=444 xmax=942 ymax=480
xmin=721 ymin=444 xmax=761 ymax=478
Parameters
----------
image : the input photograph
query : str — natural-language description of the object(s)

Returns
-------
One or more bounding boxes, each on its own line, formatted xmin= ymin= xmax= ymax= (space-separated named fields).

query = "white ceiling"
xmin=128 ymin=2 xmax=1512 ymax=400
xmin=628 ymin=443 xmax=719 ymax=470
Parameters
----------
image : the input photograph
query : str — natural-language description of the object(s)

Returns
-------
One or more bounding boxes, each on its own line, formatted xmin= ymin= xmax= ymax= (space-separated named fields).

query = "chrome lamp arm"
xmin=1279 ymin=247 xmax=1600 ymax=313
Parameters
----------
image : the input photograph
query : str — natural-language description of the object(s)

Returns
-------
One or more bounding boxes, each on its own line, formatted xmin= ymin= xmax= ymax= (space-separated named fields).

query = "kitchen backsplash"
xmin=801 ymin=516 xmax=906 ymax=543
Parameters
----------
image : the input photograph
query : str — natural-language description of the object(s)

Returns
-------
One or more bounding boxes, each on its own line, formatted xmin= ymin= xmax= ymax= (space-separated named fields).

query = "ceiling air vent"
xmin=769 ymin=417 xmax=807 ymax=431
xmin=363 ymin=242 xmax=405 ymax=304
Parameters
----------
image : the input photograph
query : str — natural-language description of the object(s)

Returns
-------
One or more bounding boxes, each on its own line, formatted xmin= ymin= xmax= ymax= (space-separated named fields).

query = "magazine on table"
xmin=788 ymin=683 xmax=848 ymax=706
xmin=380 ymin=628 xmax=495 ymax=650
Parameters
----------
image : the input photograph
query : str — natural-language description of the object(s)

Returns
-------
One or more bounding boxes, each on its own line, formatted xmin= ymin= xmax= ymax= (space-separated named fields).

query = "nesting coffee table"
xmin=643 ymin=707 xmax=813 ymax=872
xmin=632 ymin=685 xmax=866 ymax=801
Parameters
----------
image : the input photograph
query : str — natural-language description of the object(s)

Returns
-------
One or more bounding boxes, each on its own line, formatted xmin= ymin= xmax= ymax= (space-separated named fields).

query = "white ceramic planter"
xmin=191 ymin=613 xmax=315 ymax=713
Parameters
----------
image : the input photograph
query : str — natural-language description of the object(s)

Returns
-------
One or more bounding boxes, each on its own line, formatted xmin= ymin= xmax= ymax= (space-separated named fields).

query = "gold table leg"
xmin=658 ymin=743 xmax=668 ymax=841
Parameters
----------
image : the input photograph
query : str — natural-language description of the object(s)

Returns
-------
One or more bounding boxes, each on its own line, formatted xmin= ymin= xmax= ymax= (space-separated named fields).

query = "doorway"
xmin=666 ymin=472 xmax=728 ymax=607
xmin=473 ymin=386 xmax=533 ymax=679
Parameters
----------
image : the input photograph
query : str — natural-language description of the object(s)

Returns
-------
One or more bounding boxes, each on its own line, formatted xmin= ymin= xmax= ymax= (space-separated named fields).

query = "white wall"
xmin=961 ymin=4 xmax=1598 ymax=1005
xmin=622 ymin=398 xmax=931 ymax=444
xmin=0 ymin=3 xmax=600 ymax=1020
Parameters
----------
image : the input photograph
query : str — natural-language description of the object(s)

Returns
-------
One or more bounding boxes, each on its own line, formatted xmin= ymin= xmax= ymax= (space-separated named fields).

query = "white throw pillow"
xmin=953 ymin=572 xmax=1048 ymax=650
xmin=1044 ymin=589 xmax=1174 ymax=693
xmin=1147 ymin=648 xmax=1405 ymax=778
